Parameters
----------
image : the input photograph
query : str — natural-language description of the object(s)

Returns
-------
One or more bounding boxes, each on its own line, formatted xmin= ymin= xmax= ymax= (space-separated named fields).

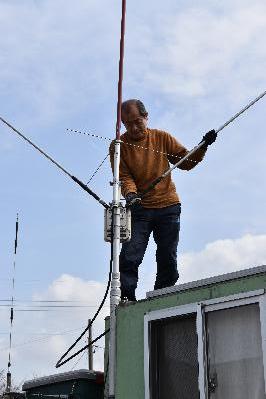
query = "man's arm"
xmin=165 ymin=130 xmax=216 ymax=171
xmin=109 ymin=142 xmax=137 ymax=197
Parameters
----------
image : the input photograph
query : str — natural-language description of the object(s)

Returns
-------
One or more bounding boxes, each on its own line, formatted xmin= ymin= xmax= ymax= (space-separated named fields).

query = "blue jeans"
xmin=119 ymin=204 xmax=181 ymax=300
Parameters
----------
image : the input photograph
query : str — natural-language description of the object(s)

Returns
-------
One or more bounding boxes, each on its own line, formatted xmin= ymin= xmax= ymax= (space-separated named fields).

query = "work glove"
xmin=125 ymin=192 xmax=141 ymax=207
xmin=202 ymin=129 xmax=217 ymax=146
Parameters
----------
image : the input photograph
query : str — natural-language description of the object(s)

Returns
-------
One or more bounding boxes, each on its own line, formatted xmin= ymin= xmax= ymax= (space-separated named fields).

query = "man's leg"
xmin=153 ymin=204 xmax=181 ymax=290
xmin=120 ymin=207 xmax=153 ymax=300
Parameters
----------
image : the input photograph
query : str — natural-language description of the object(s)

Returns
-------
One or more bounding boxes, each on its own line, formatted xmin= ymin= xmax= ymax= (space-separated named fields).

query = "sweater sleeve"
xmin=165 ymin=132 xmax=207 ymax=171
xmin=109 ymin=142 xmax=137 ymax=197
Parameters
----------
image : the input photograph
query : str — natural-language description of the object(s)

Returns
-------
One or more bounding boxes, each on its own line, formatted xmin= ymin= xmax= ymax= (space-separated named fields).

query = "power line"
xmin=0 ymin=326 xmax=108 ymax=364
xmin=0 ymin=299 xmax=107 ymax=303
xmin=0 ymin=280 xmax=41 ymax=283
xmin=0 ymin=332 xmax=107 ymax=339
xmin=0 ymin=279 xmax=93 ymax=285
xmin=71 ymin=351 xmax=86 ymax=370
xmin=0 ymin=304 xmax=109 ymax=308
xmin=0 ymin=326 xmax=88 ymax=352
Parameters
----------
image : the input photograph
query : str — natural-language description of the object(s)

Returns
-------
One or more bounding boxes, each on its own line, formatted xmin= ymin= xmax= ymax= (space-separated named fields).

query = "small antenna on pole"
xmin=6 ymin=213 xmax=19 ymax=393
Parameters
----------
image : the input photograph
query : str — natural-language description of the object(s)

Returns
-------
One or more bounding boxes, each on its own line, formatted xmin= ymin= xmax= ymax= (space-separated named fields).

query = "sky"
xmin=0 ymin=0 xmax=266 ymax=386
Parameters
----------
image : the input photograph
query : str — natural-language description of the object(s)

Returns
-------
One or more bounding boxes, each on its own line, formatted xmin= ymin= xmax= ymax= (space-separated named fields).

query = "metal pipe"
xmin=0 ymin=116 xmax=109 ymax=209
xmin=109 ymin=1 xmax=126 ymax=398
xmin=139 ymin=89 xmax=266 ymax=198
xmin=216 ymin=89 xmax=266 ymax=134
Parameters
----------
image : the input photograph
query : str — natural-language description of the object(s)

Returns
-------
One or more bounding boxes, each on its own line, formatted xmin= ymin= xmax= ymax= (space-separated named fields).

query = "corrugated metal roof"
xmin=146 ymin=265 xmax=266 ymax=298
xmin=22 ymin=369 xmax=103 ymax=391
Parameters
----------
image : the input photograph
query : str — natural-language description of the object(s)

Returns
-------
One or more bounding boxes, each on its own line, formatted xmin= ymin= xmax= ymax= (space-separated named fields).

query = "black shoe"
xmin=121 ymin=290 xmax=136 ymax=302
xmin=120 ymin=296 xmax=137 ymax=304
xmin=154 ymin=275 xmax=179 ymax=291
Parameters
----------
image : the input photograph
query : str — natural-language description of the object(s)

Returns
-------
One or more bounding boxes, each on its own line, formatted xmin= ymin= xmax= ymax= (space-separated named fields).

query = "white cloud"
xmin=0 ymin=274 xmax=109 ymax=383
xmin=0 ymin=0 xmax=119 ymax=125
xmin=0 ymin=0 xmax=266 ymax=386
xmin=127 ymin=1 xmax=266 ymax=102
xmin=179 ymin=233 xmax=266 ymax=283
xmin=33 ymin=274 xmax=106 ymax=303
xmin=138 ymin=234 xmax=266 ymax=297
xmin=1 ymin=0 xmax=266 ymax=128
xmin=1 ymin=234 xmax=265 ymax=384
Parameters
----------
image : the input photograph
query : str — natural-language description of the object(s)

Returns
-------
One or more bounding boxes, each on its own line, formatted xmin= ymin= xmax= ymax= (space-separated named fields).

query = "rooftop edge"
xmin=146 ymin=265 xmax=266 ymax=299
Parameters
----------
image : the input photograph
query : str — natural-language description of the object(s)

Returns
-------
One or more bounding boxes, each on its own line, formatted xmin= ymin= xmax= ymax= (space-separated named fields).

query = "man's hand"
xmin=125 ymin=192 xmax=141 ymax=207
xmin=202 ymin=129 xmax=217 ymax=146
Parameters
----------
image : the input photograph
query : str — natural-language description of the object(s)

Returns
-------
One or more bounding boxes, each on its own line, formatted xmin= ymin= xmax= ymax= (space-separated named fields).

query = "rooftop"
xmin=22 ymin=370 xmax=103 ymax=391
xmin=146 ymin=264 xmax=266 ymax=298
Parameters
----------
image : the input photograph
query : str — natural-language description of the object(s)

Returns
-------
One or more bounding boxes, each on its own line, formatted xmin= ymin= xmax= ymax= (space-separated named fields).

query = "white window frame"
xmin=144 ymin=289 xmax=266 ymax=399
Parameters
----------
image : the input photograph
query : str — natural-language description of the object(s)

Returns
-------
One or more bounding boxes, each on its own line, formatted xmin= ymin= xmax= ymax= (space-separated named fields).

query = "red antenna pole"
xmin=115 ymin=0 xmax=126 ymax=141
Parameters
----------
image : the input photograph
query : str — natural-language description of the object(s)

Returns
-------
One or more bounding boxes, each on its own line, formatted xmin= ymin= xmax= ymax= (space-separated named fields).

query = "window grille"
xmin=149 ymin=314 xmax=199 ymax=399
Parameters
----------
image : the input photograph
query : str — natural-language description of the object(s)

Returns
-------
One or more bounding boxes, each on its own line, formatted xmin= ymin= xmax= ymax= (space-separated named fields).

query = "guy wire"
xmin=87 ymin=153 xmax=110 ymax=184
xmin=138 ymin=89 xmax=266 ymax=200
xmin=71 ymin=350 xmax=86 ymax=370
xmin=68 ymin=89 xmax=266 ymax=169
xmin=67 ymin=128 xmax=199 ymax=165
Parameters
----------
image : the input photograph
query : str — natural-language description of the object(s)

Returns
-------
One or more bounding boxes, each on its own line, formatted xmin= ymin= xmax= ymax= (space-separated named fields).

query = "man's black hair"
xmin=121 ymin=99 xmax=148 ymax=118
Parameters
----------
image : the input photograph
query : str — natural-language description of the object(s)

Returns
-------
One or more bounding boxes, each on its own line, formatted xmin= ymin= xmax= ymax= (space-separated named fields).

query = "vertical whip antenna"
xmin=6 ymin=213 xmax=19 ymax=393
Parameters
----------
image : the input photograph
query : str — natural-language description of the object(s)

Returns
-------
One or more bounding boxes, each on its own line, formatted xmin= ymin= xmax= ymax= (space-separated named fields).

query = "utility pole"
xmin=87 ymin=319 xmax=93 ymax=371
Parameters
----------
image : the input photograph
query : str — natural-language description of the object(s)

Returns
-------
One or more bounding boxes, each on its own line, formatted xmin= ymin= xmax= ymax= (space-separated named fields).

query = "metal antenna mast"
xmin=109 ymin=1 xmax=126 ymax=398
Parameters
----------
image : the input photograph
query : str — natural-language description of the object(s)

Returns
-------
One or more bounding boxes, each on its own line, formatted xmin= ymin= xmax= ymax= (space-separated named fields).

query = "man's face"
xmin=122 ymin=104 xmax=148 ymax=141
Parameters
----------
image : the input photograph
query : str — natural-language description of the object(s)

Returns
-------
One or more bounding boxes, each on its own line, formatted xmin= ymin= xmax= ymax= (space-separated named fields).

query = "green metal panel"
xmin=114 ymin=271 xmax=266 ymax=399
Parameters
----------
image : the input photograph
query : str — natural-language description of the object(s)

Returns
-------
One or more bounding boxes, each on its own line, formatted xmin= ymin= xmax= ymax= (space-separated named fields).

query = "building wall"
xmin=114 ymin=273 xmax=266 ymax=399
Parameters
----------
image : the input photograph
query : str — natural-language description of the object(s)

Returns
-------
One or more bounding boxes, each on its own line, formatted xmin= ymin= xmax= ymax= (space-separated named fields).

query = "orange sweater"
xmin=110 ymin=128 xmax=207 ymax=208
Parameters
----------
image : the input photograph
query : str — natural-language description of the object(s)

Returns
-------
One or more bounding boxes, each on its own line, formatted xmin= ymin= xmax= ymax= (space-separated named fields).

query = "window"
xmin=145 ymin=291 xmax=266 ymax=399
xmin=206 ymin=304 xmax=265 ymax=398
xmin=150 ymin=314 xmax=199 ymax=399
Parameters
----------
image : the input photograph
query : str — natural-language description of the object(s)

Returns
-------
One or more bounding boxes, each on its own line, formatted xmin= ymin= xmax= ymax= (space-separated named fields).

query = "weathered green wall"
xmin=114 ymin=273 xmax=266 ymax=399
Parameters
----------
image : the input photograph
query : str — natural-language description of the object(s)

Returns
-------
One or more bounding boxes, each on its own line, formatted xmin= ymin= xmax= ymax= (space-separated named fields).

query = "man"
xmin=110 ymin=99 xmax=216 ymax=301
